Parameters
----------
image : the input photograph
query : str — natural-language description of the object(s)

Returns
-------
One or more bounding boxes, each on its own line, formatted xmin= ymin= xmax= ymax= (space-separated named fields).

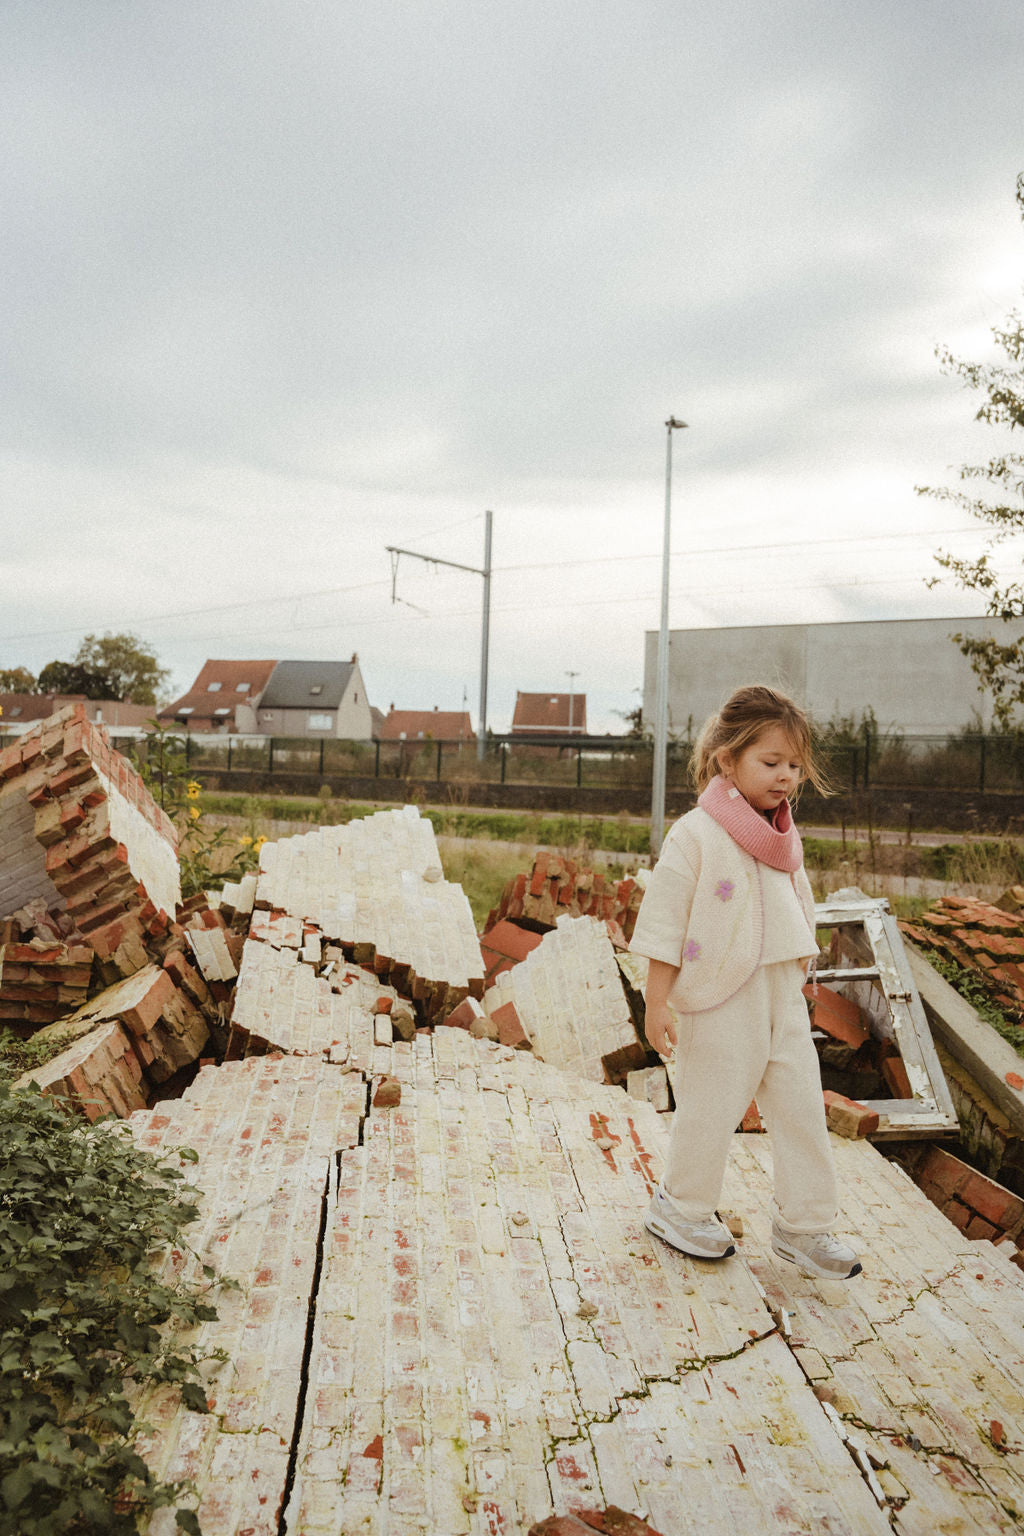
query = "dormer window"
xmin=309 ymin=684 xmax=323 ymax=696
xmin=207 ymin=682 xmax=222 ymax=692
xmin=235 ymin=682 xmax=250 ymax=693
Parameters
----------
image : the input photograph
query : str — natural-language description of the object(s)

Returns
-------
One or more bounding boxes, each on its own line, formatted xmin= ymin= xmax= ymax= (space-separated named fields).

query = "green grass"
xmin=922 ymin=950 xmax=1024 ymax=1059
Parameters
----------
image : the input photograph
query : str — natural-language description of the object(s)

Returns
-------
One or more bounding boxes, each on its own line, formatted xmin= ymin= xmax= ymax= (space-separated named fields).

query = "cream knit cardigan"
xmin=630 ymin=805 xmax=816 ymax=1014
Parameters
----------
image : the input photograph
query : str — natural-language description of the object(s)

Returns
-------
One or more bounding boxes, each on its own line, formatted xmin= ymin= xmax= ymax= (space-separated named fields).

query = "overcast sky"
xmin=2 ymin=1 xmax=1023 ymax=732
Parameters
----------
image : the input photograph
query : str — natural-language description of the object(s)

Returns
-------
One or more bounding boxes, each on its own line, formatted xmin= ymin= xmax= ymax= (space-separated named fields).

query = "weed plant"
xmin=922 ymin=952 xmax=1024 ymax=1059
xmin=0 ymin=1078 xmax=227 ymax=1534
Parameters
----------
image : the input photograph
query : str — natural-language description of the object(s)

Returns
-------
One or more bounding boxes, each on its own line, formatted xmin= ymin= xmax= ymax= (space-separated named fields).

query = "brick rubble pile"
xmin=485 ymin=850 xmax=646 ymax=943
xmin=2 ymin=706 xmax=232 ymax=1114
xmin=901 ymin=893 xmax=1024 ymax=1024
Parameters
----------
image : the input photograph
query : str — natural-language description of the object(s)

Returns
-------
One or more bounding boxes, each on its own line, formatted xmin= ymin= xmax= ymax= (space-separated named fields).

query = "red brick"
xmin=822 ymin=1090 xmax=878 ymax=1139
xmin=914 ymin=1145 xmax=971 ymax=1203
xmin=489 ymin=1000 xmax=531 ymax=1051
xmin=804 ymin=983 xmax=869 ymax=1049
xmin=443 ymin=996 xmax=485 ymax=1031
xmin=373 ymin=1076 xmax=401 ymax=1107
xmin=528 ymin=1519 xmax=595 ymax=1536
xmin=958 ymin=1169 xmax=1024 ymax=1232
xmin=739 ymin=1099 xmax=764 ymax=1132
xmin=881 ymin=1055 xmax=912 ymax=1098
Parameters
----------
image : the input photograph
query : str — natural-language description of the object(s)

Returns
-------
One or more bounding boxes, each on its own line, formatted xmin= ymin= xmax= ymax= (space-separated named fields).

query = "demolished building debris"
xmin=6 ymin=761 xmax=1024 ymax=1532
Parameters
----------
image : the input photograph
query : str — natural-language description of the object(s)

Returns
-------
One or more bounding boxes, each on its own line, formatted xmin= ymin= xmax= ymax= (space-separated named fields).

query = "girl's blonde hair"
xmin=690 ymin=684 xmax=830 ymax=796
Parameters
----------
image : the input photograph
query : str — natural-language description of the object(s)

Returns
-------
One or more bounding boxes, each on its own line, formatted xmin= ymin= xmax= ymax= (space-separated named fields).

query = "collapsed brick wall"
xmin=0 ymin=704 xmax=181 ymax=991
xmin=1 ymin=707 xmax=240 ymax=1117
xmin=250 ymin=806 xmax=485 ymax=1026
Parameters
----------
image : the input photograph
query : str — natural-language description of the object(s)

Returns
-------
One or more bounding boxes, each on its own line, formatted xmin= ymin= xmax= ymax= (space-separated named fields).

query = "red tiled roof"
xmin=0 ymin=693 xmax=68 ymax=724
xmin=511 ymin=691 xmax=587 ymax=733
xmin=158 ymin=659 xmax=278 ymax=724
xmin=379 ymin=708 xmax=476 ymax=742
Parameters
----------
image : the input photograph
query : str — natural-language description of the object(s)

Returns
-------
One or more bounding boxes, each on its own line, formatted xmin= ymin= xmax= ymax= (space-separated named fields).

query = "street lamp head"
xmin=665 ymin=416 xmax=688 ymax=431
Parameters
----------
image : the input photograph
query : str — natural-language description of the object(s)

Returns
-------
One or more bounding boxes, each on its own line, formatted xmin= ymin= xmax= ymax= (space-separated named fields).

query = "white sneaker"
xmin=644 ymin=1188 xmax=736 ymax=1259
xmin=771 ymin=1222 xmax=862 ymax=1279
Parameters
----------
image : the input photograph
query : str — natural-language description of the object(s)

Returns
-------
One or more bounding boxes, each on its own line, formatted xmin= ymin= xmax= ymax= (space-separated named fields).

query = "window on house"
xmin=235 ymin=682 xmax=250 ymax=693
xmin=9 ymin=707 xmax=21 ymax=717
xmin=309 ymin=684 xmax=323 ymax=695
xmin=214 ymin=707 xmax=231 ymax=716
xmin=207 ymin=682 xmax=222 ymax=692
xmin=308 ymin=712 xmax=332 ymax=730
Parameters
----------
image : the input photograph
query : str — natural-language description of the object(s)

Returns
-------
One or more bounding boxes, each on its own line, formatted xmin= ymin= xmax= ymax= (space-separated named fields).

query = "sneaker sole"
xmin=644 ymin=1213 xmax=735 ymax=1260
xmin=771 ymin=1238 xmax=862 ymax=1280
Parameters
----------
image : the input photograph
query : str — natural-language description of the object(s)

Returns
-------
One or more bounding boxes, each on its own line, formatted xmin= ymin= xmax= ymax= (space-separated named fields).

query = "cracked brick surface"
xmin=229 ymin=940 xmax=402 ymax=1058
xmin=130 ymin=1036 xmax=928 ymax=1535
xmin=722 ymin=1135 xmax=1024 ymax=1534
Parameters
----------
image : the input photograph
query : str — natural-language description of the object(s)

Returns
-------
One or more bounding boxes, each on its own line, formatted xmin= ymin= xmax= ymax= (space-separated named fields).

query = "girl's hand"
xmin=645 ymin=999 xmax=678 ymax=1059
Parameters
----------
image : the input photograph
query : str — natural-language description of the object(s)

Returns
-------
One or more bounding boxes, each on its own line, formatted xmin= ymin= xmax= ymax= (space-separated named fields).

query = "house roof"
xmin=258 ymin=660 xmax=357 ymax=711
xmin=511 ymin=689 xmax=587 ymax=732
xmin=0 ymin=694 xmax=154 ymax=729
xmin=378 ymin=708 xmax=476 ymax=742
xmin=159 ymin=659 xmax=278 ymax=723
xmin=0 ymin=693 xmax=68 ymax=724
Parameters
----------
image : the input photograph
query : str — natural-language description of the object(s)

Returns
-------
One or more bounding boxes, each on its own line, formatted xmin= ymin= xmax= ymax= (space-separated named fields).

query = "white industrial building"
xmin=642 ymin=616 xmax=1013 ymax=739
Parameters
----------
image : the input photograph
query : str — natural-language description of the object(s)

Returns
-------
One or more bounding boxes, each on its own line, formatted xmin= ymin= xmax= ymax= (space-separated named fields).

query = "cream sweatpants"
xmin=661 ymin=960 xmax=838 ymax=1235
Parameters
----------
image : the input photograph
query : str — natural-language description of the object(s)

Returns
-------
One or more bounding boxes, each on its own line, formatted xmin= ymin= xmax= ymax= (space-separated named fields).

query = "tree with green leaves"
xmin=36 ymin=634 xmax=169 ymax=706
xmin=0 ymin=667 xmax=39 ymax=694
xmin=919 ymin=173 xmax=1024 ymax=727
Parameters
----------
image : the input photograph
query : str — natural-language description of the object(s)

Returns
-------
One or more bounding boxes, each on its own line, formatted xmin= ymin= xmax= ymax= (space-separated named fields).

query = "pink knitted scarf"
xmin=697 ymin=774 xmax=803 ymax=872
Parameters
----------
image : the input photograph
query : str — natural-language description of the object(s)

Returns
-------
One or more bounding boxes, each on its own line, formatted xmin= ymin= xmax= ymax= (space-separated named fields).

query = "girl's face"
xmin=719 ymin=724 xmax=803 ymax=811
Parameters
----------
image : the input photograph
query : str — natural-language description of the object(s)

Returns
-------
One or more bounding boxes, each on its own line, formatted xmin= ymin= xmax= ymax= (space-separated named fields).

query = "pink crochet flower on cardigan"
xmin=682 ymin=939 xmax=701 ymax=962
xmin=715 ymin=879 xmax=734 ymax=902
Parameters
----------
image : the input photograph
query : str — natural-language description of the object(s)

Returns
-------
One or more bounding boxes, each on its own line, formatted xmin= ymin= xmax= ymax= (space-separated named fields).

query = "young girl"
xmin=630 ymin=684 xmax=861 ymax=1280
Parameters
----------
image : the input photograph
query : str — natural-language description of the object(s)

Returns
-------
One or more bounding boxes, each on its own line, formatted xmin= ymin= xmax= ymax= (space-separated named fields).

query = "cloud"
xmin=0 ymin=0 xmax=1022 ymax=730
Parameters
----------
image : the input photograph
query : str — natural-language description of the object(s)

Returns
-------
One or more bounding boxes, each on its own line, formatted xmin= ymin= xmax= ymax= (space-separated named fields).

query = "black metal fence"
xmin=102 ymin=728 xmax=1024 ymax=795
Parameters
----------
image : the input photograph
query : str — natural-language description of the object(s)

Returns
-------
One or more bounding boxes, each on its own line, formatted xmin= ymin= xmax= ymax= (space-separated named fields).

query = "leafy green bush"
xmin=0 ymin=1079 xmax=227 ymax=1534
xmin=923 ymin=951 xmax=1024 ymax=1059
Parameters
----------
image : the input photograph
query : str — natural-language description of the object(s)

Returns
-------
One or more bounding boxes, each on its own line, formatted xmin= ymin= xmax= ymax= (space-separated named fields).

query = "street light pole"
xmin=650 ymin=416 xmax=688 ymax=859
xmin=566 ymin=670 xmax=579 ymax=735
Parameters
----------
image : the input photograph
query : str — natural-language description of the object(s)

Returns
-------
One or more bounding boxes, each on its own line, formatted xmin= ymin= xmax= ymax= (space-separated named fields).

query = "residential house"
xmin=510 ymin=690 xmax=587 ymax=737
xmin=379 ymin=707 xmax=476 ymax=744
xmin=159 ymin=660 xmax=279 ymax=734
xmin=254 ymin=658 xmax=373 ymax=740
xmin=0 ymin=694 xmax=155 ymax=739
